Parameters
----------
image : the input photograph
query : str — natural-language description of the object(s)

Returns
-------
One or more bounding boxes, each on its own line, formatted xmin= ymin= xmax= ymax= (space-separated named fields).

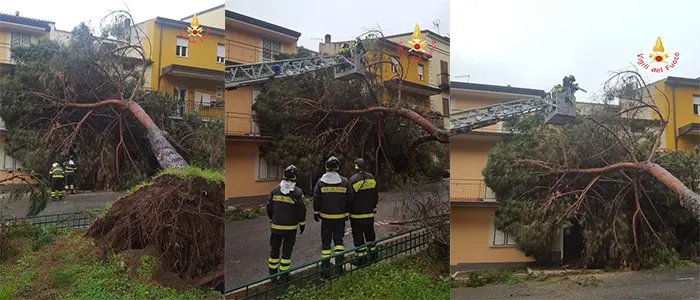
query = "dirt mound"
xmin=85 ymin=174 xmax=224 ymax=286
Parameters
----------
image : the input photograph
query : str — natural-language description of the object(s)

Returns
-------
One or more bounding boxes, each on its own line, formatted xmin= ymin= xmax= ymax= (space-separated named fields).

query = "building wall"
xmin=182 ymin=7 xmax=225 ymax=29
xmin=0 ymin=28 xmax=48 ymax=63
xmin=653 ymin=79 xmax=700 ymax=152
xmin=450 ymin=138 xmax=496 ymax=180
xmin=450 ymin=206 xmax=534 ymax=267
xmin=225 ymin=141 xmax=278 ymax=199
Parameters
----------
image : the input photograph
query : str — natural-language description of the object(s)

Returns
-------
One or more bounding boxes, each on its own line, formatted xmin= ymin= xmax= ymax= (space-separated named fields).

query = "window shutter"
xmin=176 ymin=37 xmax=188 ymax=47
xmin=217 ymin=44 xmax=225 ymax=57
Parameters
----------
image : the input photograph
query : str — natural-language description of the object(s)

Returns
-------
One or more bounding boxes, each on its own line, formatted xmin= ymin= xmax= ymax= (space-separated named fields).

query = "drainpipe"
xmin=672 ymin=83 xmax=677 ymax=150
xmin=156 ymin=25 xmax=164 ymax=90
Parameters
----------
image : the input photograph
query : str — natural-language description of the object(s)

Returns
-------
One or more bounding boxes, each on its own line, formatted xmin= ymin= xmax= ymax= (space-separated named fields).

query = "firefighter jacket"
xmin=313 ymin=172 xmax=353 ymax=220
xmin=349 ymin=171 xmax=378 ymax=220
xmin=267 ymin=183 xmax=306 ymax=233
xmin=63 ymin=160 xmax=77 ymax=173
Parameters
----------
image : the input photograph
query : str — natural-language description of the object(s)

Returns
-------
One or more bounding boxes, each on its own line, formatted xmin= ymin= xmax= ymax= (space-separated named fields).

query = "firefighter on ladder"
xmin=313 ymin=156 xmax=353 ymax=278
xmin=348 ymin=158 xmax=379 ymax=266
xmin=267 ymin=165 xmax=306 ymax=284
xmin=63 ymin=156 xmax=77 ymax=194
xmin=49 ymin=162 xmax=65 ymax=202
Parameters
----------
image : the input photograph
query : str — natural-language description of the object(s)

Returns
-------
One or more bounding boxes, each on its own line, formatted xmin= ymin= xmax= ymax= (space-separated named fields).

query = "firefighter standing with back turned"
xmin=63 ymin=155 xmax=77 ymax=194
xmin=49 ymin=162 xmax=65 ymax=202
xmin=348 ymin=158 xmax=379 ymax=266
xmin=267 ymin=165 xmax=306 ymax=283
xmin=313 ymin=156 xmax=353 ymax=277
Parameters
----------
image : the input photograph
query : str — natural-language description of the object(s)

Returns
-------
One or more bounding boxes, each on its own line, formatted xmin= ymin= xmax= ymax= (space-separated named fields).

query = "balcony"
xmin=437 ymin=72 xmax=449 ymax=91
xmin=226 ymin=112 xmax=270 ymax=138
xmin=172 ymin=103 xmax=224 ymax=120
xmin=450 ymin=179 xmax=497 ymax=203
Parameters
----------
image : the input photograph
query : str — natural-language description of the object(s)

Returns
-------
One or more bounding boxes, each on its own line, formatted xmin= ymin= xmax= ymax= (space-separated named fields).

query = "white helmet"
xmin=52 ymin=162 xmax=59 ymax=168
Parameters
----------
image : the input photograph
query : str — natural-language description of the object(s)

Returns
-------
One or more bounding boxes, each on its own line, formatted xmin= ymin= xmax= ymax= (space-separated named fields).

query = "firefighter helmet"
xmin=354 ymin=158 xmax=365 ymax=170
xmin=283 ymin=165 xmax=299 ymax=181
xmin=325 ymin=156 xmax=340 ymax=171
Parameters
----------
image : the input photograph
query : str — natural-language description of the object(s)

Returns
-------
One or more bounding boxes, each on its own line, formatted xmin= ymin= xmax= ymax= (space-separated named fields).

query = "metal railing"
xmin=450 ymin=179 xmax=497 ymax=202
xmin=172 ymin=102 xmax=225 ymax=120
xmin=2 ymin=210 xmax=99 ymax=231
xmin=226 ymin=112 xmax=269 ymax=137
xmin=226 ymin=227 xmax=432 ymax=299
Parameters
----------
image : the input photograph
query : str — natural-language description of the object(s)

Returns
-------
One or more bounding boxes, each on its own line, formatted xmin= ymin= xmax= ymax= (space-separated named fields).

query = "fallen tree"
xmin=484 ymin=70 xmax=700 ymax=268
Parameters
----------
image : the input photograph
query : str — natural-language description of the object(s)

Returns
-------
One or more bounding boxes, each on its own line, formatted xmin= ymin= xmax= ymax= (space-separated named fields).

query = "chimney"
xmin=124 ymin=18 xmax=131 ymax=28
xmin=324 ymin=34 xmax=331 ymax=43
xmin=15 ymin=11 xmax=19 ymax=16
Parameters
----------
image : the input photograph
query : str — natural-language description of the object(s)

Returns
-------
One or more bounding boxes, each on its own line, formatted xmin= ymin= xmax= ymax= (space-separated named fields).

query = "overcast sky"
xmin=452 ymin=0 xmax=700 ymax=102
xmin=3 ymin=0 xmax=223 ymax=31
xmin=226 ymin=0 xmax=450 ymax=51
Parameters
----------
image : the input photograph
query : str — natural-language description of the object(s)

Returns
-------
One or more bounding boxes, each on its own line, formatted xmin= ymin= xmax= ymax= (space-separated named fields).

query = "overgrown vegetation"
xmin=282 ymin=251 xmax=449 ymax=300
xmin=0 ymin=225 xmax=216 ymax=299
xmin=484 ymin=83 xmax=700 ymax=269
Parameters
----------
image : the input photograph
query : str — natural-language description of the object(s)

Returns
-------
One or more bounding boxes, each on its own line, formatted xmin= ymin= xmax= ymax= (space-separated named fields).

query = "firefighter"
xmin=49 ymin=162 xmax=65 ymax=202
xmin=348 ymin=158 xmax=379 ymax=266
xmin=267 ymin=165 xmax=306 ymax=283
xmin=338 ymin=43 xmax=351 ymax=59
xmin=63 ymin=156 xmax=77 ymax=194
xmin=313 ymin=156 xmax=353 ymax=277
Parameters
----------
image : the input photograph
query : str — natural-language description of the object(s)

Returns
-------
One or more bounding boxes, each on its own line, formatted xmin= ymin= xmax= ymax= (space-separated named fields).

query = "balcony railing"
xmin=450 ymin=179 xmax=496 ymax=202
xmin=172 ymin=103 xmax=224 ymax=120
xmin=226 ymin=112 xmax=269 ymax=137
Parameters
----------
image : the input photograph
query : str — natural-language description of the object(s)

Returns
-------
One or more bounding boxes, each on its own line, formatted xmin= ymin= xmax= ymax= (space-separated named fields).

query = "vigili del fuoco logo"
xmin=397 ymin=23 xmax=437 ymax=61
xmin=637 ymin=36 xmax=679 ymax=73
xmin=178 ymin=13 xmax=210 ymax=44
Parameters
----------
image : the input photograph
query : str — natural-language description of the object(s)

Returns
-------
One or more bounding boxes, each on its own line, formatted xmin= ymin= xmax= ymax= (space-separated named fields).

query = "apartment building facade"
xmin=384 ymin=30 xmax=450 ymax=129
xmin=225 ymin=10 xmax=300 ymax=202
xmin=647 ymin=76 xmax=700 ymax=152
xmin=0 ymin=12 xmax=51 ymax=181
xmin=449 ymin=82 xmax=564 ymax=272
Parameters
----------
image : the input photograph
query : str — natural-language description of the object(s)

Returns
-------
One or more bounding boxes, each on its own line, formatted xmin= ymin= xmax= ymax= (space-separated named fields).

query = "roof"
xmin=664 ymin=76 xmax=700 ymax=88
xmin=384 ymin=29 xmax=450 ymax=44
xmin=181 ymin=4 xmax=225 ymax=21
xmin=0 ymin=12 xmax=53 ymax=31
xmin=451 ymin=81 xmax=546 ymax=97
xmin=225 ymin=10 xmax=301 ymax=38
xmin=154 ymin=17 xmax=225 ymax=36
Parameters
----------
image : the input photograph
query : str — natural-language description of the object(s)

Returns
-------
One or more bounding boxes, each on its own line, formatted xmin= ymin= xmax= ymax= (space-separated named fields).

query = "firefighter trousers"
xmin=350 ymin=218 xmax=376 ymax=255
xmin=321 ymin=219 xmax=346 ymax=257
xmin=269 ymin=230 xmax=296 ymax=275
xmin=50 ymin=178 xmax=64 ymax=200
xmin=65 ymin=173 xmax=75 ymax=192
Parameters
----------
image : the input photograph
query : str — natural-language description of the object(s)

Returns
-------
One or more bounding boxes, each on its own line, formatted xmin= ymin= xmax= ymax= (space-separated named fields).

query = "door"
xmin=563 ymin=221 xmax=584 ymax=264
xmin=440 ymin=60 xmax=448 ymax=85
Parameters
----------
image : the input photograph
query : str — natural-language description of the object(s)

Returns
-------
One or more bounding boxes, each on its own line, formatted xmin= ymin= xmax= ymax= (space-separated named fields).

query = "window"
xmin=0 ymin=146 xmax=23 ymax=170
xmin=9 ymin=32 xmax=32 ymax=61
xmin=390 ymin=56 xmax=400 ymax=73
xmin=490 ymin=218 xmax=517 ymax=247
xmin=694 ymin=95 xmax=700 ymax=115
xmin=261 ymin=38 xmax=281 ymax=62
xmin=176 ymin=37 xmax=188 ymax=57
xmin=257 ymin=154 xmax=280 ymax=180
xmin=217 ymin=43 xmax=225 ymax=63
xmin=417 ymin=64 xmax=424 ymax=80
xmin=173 ymin=87 xmax=187 ymax=116
xmin=216 ymin=87 xmax=223 ymax=98
xmin=442 ymin=98 xmax=450 ymax=116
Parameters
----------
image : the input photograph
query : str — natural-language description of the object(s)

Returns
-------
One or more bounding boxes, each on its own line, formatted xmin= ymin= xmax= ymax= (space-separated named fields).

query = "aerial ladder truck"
xmin=224 ymin=38 xmax=584 ymax=130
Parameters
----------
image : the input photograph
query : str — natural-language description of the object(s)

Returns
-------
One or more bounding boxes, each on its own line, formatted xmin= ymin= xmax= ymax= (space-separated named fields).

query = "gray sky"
xmin=226 ymin=0 xmax=450 ymax=51
xmin=452 ymin=0 xmax=700 ymax=102
xmin=4 ymin=0 xmax=223 ymax=31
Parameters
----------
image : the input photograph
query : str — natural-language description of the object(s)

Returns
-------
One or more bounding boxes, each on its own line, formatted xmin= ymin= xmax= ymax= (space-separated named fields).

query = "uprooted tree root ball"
xmin=85 ymin=172 xmax=224 ymax=287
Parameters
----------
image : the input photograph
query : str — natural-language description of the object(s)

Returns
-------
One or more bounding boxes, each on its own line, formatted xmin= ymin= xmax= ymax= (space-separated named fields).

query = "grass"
xmin=0 ymin=225 xmax=218 ymax=299
xmin=281 ymin=251 xmax=450 ymax=300
xmin=225 ymin=204 xmax=267 ymax=221
xmin=126 ymin=166 xmax=224 ymax=195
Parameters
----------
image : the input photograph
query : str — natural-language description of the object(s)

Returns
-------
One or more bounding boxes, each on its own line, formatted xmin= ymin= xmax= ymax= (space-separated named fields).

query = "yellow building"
xmin=0 ymin=12 xmax=53 ymax=182
xmin=450 ymin=82 xmax=564 ymax=273
xmin=384 ymin=30 xmax=450 ymax=129
xmin=645 ymin=76 xmax=700 ymax=152
xmin=319 ymin=36 xmax=442 ymax=114
xmin=225 ymin=10 xmax=300 ymax=203
xmin=133 ymin=7 xmax=226 ymax=120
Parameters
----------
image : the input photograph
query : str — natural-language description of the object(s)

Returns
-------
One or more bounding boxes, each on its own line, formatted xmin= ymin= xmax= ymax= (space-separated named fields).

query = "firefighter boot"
xmin=269 ymin=267 xmax=279 ymax=284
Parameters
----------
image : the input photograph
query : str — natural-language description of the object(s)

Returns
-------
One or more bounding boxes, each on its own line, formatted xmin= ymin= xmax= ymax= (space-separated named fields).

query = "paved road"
xmin=451 ymin=267 xmax=700 ymax=300
xmin=224 ymin=185 xmax=447 ymax=291
xmin=1 ymin=191 xmax=125 ymax=217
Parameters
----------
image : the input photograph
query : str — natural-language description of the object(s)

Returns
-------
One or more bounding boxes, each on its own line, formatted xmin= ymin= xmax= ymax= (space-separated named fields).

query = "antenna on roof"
xmin=432 ymin=19 xmax=440 ymax=34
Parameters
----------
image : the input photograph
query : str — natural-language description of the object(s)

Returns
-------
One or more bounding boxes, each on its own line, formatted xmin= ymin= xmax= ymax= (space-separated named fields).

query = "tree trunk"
xmin=640 ymin=162 xmax=700 ymax=222
xmin=125 ymin=100 xmax=188 ymax=169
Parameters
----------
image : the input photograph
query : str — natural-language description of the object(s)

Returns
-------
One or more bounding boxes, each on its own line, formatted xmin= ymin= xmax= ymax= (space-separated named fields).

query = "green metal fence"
xmin=225 ymin=227 xmax=432 ymax=299
xmin=2 ymin=210 xmax=99 ymax=230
